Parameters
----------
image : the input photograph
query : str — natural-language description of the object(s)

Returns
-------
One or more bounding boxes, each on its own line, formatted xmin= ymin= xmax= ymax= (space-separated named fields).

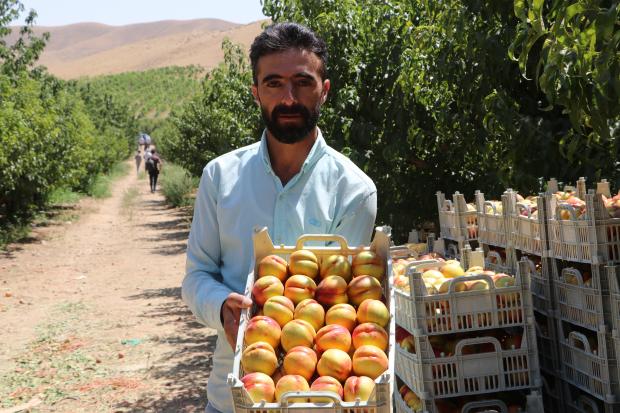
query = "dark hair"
xmin=250 ymin=22 xmax=328 ymax=84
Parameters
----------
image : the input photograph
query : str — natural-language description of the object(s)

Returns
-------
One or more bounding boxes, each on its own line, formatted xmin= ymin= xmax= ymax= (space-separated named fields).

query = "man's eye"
xmin=266 ymin=81 xmax=281 ymax=87
xmin=297 ymin=79 xmax=313 ymax=86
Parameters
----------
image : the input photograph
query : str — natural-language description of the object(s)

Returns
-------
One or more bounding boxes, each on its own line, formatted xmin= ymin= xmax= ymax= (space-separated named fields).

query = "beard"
xmin=261 ymin=102 xmax=320 ymax=144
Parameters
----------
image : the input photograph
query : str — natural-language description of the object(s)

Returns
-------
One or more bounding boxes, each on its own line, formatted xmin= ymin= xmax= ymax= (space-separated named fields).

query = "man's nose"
xmin=280 ymin=83 xmax=296 ymax=105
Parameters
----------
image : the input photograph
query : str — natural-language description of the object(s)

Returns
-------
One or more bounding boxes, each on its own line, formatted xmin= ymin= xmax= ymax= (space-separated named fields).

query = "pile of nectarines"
xmin=240 ymin=249 xmax=391 ymax=405
xmin=393 ymin=257 xmax=517 ymax=296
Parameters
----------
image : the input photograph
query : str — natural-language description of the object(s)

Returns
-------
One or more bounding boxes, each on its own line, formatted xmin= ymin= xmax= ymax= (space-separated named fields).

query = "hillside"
xmin=78 ymin=66 xmax=205 ymax=119
xmin=8 ymin=18 xmax=266 ymax=79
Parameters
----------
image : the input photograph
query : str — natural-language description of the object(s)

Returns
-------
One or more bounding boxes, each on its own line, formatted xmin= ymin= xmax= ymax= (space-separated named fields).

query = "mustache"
xmin=272 ymin=104 xmax=310 ymax=117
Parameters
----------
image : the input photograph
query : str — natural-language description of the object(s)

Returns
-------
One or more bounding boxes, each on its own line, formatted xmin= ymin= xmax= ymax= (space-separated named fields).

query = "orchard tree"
xmin=162 ymin=39 xmax=261 ymax=176
xmin=511 ymin=0 xmax=620 ymax=182
xmin=0 ymin=0 xmax=49 ymax=76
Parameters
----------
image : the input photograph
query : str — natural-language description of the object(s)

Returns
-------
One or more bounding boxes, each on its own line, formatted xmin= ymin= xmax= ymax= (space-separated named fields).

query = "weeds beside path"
xmin=0 ymin=161 xmax=216 ymax=412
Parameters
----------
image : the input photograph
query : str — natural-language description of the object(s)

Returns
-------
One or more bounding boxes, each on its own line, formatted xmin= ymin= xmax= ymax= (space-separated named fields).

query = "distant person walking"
xmin=143 ymin=148 xmax=152 ymax=164
xmin=146 ymin=149 xmax=162 ymax=193
xmin=144 ymin=134 xmax=152 ymax=151
xmin=138 ymin=134 xmax=145 ymax=150
xmin=134 ymin=150 xmax=142 ymax=174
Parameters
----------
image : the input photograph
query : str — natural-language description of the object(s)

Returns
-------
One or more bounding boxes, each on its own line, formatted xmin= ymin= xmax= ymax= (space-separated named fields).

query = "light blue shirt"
xmin=182 ymin=129 xmax=377 ymax=413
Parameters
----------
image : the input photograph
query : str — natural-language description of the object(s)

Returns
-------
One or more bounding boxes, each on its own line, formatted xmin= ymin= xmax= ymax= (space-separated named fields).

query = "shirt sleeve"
xmin=333 ymin=190 xmax=378 ymax=247
xmin=182 ymin=167 xmax=232 ymax=331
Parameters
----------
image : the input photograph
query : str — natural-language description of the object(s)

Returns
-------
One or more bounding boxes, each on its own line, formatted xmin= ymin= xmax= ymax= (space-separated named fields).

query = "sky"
xmin=17 ymin=0 xmax=268 ymax=27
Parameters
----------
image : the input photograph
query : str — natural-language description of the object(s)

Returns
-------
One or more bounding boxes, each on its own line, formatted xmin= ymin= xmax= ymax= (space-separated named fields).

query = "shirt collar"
xmin=259 ymin=128 xmax=327 ymax=177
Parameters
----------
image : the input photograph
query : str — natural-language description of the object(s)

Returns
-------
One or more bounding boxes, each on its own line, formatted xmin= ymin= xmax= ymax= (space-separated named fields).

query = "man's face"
xmin=252 ymin=48 xmax=330 ymax=144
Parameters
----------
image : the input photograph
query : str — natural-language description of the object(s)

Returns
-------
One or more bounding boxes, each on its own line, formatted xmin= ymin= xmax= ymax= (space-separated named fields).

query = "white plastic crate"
xmin=563 ymin=381 xmax=620 ymax=413
xmin=534 ymin=311 xmax=560 ymax=374
xmin=557 ymin=321 xmax=620 ymax=403
xmin=546 ymin=190 xmax=620 ymax=265
xmin=483 ymin=246 xmax=517 ymax=275
xmin=432 ymin=237 xmax=464 ymax=260
xmin=552 ymin=260 xmax=610 ymax=332
xmin=228 ymin=226 xmax=395 ymax=413
xmin=394 ymin=259 xmax=533 ymax=336
xmin=475 ymin=191 xmax=511 ymax=248
xmin=395 ymin=325 xmax=540 ymax=400
xmin=394 ymin=389 xmax=544 ymax=413
xmin=437 ymin=191 xmax=478 ymax=242
xmin=523 ymin=255 xmax=553 ymax=316
xmin=509 ymin=194 xmax=548 ymax=257
xmin=390 ymin=243 xmax=428 ymax=261
xmin=607 ymin=266 xmax=620 ymax=337
xmin=541 ymin=373 xmax=563 ymax=413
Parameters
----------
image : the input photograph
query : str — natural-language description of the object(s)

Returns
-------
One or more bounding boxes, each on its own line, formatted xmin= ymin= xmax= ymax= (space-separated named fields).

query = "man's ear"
xmin=321 ymin=79 xmax=331 ymax=104
xmin=251 ymin=85 xmax=260 ymax=105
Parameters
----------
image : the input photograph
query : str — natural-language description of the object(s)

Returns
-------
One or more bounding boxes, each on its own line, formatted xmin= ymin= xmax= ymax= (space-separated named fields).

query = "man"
xmin=182 ymin=22 xmax=377 ymax=413
xmin=134 ymin=149 xmax=142 ymax=175
xmin=147 ymin=149 xmax=162 ymax=192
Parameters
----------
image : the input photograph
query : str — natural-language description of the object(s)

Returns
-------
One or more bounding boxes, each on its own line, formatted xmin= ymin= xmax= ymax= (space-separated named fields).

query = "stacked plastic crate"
xmin=436 ymin=191 xmax=479 ymax=260
xmin=545 ymin=178 xmax=620 ymax=413
xmin=510 ymin=188 xmax=566 ymax=413
xmin=474 ymin=190 xmax=516 ymax=274
xmin=392 ymin=248 xmax=544 ymax=413
xmin=469 ymin=186 xmax=562 ymax=411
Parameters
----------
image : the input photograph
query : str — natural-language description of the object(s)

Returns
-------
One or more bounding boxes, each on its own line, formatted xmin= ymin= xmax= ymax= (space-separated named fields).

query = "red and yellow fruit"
xmin=241 ymin=372 xmax=275 ymax=403
xmin=440 ymin=261 xmax=465 ymax=278
xmin=317 ymin=348 xmax=353 ymax=382
xmin=245 ymin=316 xmax=281 ymax=349
xmin=275 ymin=375 xmax=310 ymax=403
xmin=493 ymin=273 xmax=516 ymax=288
xmin=252 ymin=275 xmax=284 ymax=306
xmin=352 ymin=345 xmax=389 ymax=379
xmin=344 ymin=376 xmax=376 ymax=402
xmin=394 ymin=273 xmax=410 ymax=292
xmin=258 ymin=254 xmax=288 ymax=282
xmin=289 ymin=250 xmax=319 ymax=279
xmin=284 ymin=275 xmax=317 ymax=305
xmin=352 ymin=322 xmax=389 ymax=351
xmin=352 ymin=251 xmax=385 ymax=280
xmin=466 ymin=280 xmax=490 ymax=291
xmin=263 ymin=296 xmax=295 ymax=327
xmin=294 ymin=298 xmax=325 ymax=331
xmin=399 ymin=335 xmax=416 ymax=353
xmin=325 ymin=303 xmax=358 ymax=332
xmin=283 ymin=346 xmax=318 ymax=381
xmin=399 ymin=385 xmax=422 ymax=411
xmin=310 ymin=376 xmax=344 ymax=402
xmin=315 ymin=324 xmax=352 ymax=353
xmin=320 ymin=255 xmax=352 ymax=282
xmin=281 ymin=318 xmax=316 ymax=352
xmin=241 ymin=342 xmax=278 ymax=376
xmin=347 ymin=275 xmax=382 ymax=306
xmin=315 ymin=275 xmax=349 ymax=307
xmin=357 ymin=299 xmax=389 ymax=328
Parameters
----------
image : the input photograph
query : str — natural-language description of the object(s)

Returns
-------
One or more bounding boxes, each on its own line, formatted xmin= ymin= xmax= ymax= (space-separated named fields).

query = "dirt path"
xmin=0 ymin=163 xmax=217 ymax=413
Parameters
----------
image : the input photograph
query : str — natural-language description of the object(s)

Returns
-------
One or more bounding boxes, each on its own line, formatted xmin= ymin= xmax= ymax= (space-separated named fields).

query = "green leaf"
xmin=514 ymin=0 xmax=527 ymax=20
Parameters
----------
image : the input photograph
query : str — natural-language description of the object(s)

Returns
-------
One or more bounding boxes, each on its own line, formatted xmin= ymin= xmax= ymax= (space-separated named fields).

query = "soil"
xmin=0 ymin=162 xmax=217 ymax=413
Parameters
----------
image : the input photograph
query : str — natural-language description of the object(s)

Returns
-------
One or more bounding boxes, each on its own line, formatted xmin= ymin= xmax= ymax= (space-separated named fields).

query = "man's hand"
xmin=221 ymin=292 xmax=253 ymax=350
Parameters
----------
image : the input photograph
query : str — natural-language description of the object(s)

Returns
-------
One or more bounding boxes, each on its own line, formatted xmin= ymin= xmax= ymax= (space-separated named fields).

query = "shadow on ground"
xmin=1 ymin=204 xmax=80 ymax=257
xmin=138 ymin=201 xmax=191 ymax=256
xmin=118 ymin=287 xmax=217 ymax=412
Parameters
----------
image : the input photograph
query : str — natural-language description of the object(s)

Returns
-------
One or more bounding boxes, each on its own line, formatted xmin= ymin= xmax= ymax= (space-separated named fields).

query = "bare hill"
xmin=9 ymin=19 xmax=266 ymax=79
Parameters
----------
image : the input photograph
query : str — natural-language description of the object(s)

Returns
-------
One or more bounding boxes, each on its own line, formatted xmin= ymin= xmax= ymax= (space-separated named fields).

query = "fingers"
xmin=226 ymin=292 xmax=253 ymax=309
xmin=222 ymin=293 xmax=252 ymax=350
